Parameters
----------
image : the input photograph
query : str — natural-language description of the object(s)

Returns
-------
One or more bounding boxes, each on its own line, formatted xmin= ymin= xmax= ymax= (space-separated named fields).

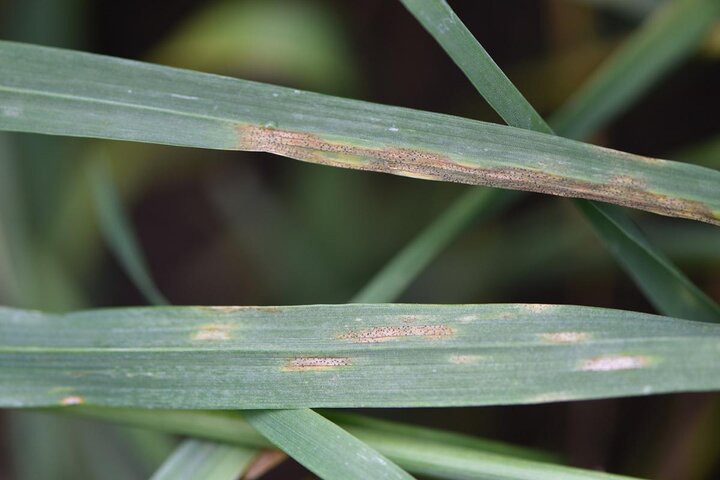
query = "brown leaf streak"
xmin=340 ymin=325 xmax=455 ymax=343
xmin=236 ymin=125 xmax=718 ymax=225
xmin=283 ymin=357 xmax=352 ymax=371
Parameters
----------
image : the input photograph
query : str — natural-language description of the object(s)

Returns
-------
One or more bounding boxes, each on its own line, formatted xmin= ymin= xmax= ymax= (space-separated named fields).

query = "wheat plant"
xmin=1 ymin=0 xmax=719 ymax=478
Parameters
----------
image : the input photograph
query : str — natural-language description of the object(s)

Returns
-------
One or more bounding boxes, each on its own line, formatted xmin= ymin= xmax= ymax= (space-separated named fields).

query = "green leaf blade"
xmin=87 ymin=157 xmax=416 ymax=479
xmin=549 ymin=0 xmax=720 ymax=140
xmin=352 ymin=188 xmax=515 ymax=303
xmin=67 ymin=407 xmax=636 ymax=480
xmin=576 ymin=201 xmax=720 ymax=321
xmin=1 ymin=41 xmax=719 ymax=225
xmin=149 ymin=439 xmax=255 ymax=480
xmin=399 ymin=0 xmax=552 ymax=135
xmin=396 ymin=0 xmax=720 ymax=323
xmin=346 ymin=425 xmax=634 ymax=480
xmin=322 ymin=411 xmax=558 ymax=465
xmin=244 ymin=409 xmax=414 ymax=480
xmin=88 ymin=159 xmax=168 ymax=306
xmin=3 ymin=304 xmax=720 ymax=409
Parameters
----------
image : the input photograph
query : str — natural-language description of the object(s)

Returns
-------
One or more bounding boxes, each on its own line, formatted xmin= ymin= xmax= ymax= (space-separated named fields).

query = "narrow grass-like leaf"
xmin=244 ymin=409 xmax=408 ymax=480
xmin=69 ymin=407 xmax=633 ymax=480
xmin=88 ymin=158 xmax=271 ymax=476
xmin=576 ymin=202 xmax=720 ymax=321
xmin=244 ymin=409 xmax=414 ymax=480
xmin=352 ymin=188 xmax=515 ymax=303
xmin=66 ymin=166 xmax=572 ymax=478
xmin=3 ymin=304 xmax=720 ymax=408
xmin=89 ymin=157 xmax=413 ymax=480
xmin=322 ymin=412 xmax=634 ymax=480
xmin=572 ymin=201 xmax=720 ymax=323
xmin=88 ymin=162 xmax=281 ymax=477
xmin=88 ymin=158 xmax=168 ymax=306
xmin=68 ymin=408 xmax=269 ymax=447
xmin=68 ymin=407 xmax=556 ymax=464
xmin=678 ymin=135 xmax=720 ymax=169
xmin=322 ymin=411 xmax=558 ymax=464
xmin=6 ymin=412 xmax=78 ymax=479
xmin=397 ymin=0 xmax=720 ymax=322
xmin=0 ymin=42 xmax=719 ymax=224
xmin=399 ymin=0 xmax=551 ymax=135
xmin=149 ymin=439 xmax=255 ymax=480
xmin=116 ymin=427 xmax=177 ymax=474
xmin=83 ymin=162 xmax=575 ymax=479
xmin=0 ymin=135 xmax=27 ymax=306
xmin=549 ymin=0 xmax=720 ymax=140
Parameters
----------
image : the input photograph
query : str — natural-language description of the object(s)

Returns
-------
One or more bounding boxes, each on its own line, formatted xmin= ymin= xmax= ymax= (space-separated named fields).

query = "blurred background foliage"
xmin=0 ymin=0 xmax=719 ymax=478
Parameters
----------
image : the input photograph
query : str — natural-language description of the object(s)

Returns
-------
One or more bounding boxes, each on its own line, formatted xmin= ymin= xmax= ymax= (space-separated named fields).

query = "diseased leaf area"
xmin=2 ymin=304 xmax=719 ymax=408
xmin=0 ymin=41 xmax=719 ymax=224
xmin=395 ymin=0 xmax=720 ymax=327
xmin=1 ymin=1 xmax=720 ymax=479
xmin=238 ymin=125 xmax=720 ymax=224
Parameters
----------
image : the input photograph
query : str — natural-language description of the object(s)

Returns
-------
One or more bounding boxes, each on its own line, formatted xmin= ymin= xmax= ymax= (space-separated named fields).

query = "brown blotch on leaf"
xmin=192 ymin=323 xmax=233 ymax=341
xmin=283 ymin=357 xmax=352 ymax=371
xmin=235 ymin=125 xmax=719 ymax=225
xmin=339 ymin=325 xmax=455 ymax=343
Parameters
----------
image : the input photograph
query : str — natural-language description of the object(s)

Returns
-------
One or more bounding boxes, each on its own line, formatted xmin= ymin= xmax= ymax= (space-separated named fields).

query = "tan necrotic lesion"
xmin=236 ymin=125 xmax=718 ymax=225
xmin=283 ymin=357 xmax=352 ymax=371
xmin=338 ymin=324 xmax=455 ymax=343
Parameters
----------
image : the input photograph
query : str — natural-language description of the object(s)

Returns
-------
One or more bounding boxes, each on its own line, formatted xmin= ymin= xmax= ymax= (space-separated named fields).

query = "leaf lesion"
xmin=236 ymin=124 xmax=720 ymax=225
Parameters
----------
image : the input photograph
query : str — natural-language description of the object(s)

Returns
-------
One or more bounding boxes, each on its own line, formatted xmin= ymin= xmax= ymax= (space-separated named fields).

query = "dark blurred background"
xmin=1 ymin=0 xmax=719 ymax=478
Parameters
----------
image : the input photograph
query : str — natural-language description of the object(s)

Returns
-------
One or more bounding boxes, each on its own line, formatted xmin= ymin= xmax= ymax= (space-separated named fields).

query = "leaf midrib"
xmin=2 ymin=335 xmax=718 ymax=353
xmin=0 ymin=84 xmax=241 ymax=126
